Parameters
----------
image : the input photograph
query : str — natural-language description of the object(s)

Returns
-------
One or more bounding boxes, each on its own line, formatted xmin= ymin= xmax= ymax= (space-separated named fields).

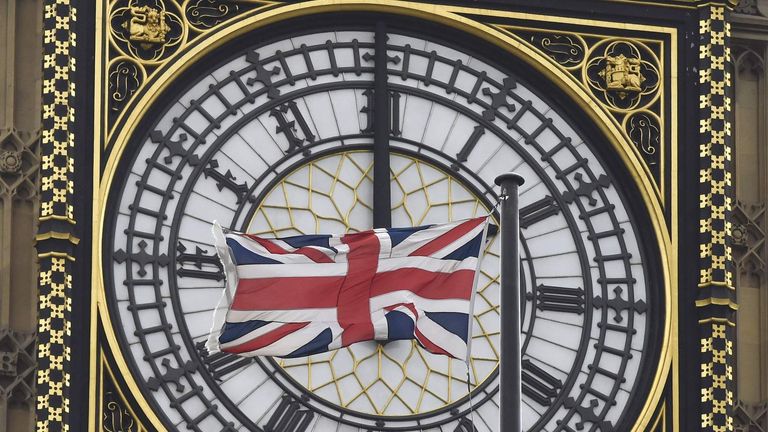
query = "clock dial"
xmin=104 ymin=21 xmax=661 ymax=432
xmin=247 ymin=151 xmax=500 ymax=419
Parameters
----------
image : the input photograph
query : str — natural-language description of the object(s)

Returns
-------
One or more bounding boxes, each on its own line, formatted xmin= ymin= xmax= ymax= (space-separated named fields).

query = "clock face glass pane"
xmin=104 ymin=21 xmax=661 ymax=432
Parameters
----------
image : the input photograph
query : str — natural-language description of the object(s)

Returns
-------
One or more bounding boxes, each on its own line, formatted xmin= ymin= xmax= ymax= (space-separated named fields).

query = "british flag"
xmin=206 ymin=217 xmax=489 ymax=361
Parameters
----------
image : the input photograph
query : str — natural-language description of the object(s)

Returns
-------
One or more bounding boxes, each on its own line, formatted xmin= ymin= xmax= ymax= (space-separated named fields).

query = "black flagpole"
xmin=495 ymin=172 xmax=525 ymax=432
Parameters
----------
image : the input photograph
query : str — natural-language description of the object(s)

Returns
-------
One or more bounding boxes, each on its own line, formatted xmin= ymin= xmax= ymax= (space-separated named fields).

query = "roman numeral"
xmin=359 ymin=89 xmax=401 ymax=136
xmin=533 ymin=284 xmax=585 ymax=314
xmin=360 ymin=88 xmax=375 ymax=133
xmin=519 ymin=196 xmax=560 ymax=228
xmin=203 ymin=160 xmax=256 ymax=204
xmin=264 ymin=394 xmax=313 ymax=432
xmin=452 ymin=125 xmax=485 ymax=171
xmin=390 ymin=91 xmax=401 ymax=136
xmin=522 ymin=359 xmax=562 ymax=406
xmin=270 ymin=101 xmax=315 ymax=156
xmin=176 ymin=242 xmax=224 ymax=281
xmin=195 ymin=341 xmax=253 ymax=381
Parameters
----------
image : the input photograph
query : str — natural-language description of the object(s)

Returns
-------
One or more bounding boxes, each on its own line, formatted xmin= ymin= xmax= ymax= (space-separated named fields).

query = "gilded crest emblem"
xmin=585 ymin=40 xmax=660 ymax=111
xmin=125 ymin=5 xmax=169 ymax=45
xmin=601 ymin=54 xmax=645 ymax=97
xmin=109 ymin=0 xmax=185 ymax=64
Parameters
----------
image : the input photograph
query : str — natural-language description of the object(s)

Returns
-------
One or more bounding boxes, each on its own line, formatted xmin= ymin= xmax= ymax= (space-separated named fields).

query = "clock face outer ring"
xmin=95 ymin=4 xmax=669 ymax=432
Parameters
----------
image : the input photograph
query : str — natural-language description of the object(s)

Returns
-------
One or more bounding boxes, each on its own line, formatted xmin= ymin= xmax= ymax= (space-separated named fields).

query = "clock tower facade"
xmin=7 ymin=0 xmax=761 ymax=431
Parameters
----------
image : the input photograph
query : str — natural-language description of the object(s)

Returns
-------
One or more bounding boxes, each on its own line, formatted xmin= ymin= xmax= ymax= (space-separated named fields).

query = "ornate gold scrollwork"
xmin=492 ymin=26 xmax=587 ymax=71
xmin=585 ymin=40 xmax=661 ymax=112
xmin=103 ymin=392 xmax=138 ymax=432
xmin=184 ymin=0 xmax=240 ymax=30
xmin=104 ymin=0 xmax=282 ymax=135
xmin=624 ymin=110 xmax=661 ymax=168
xmin=108 ymin=57 xmax=146 ymax=115
xmin=528 ymin=32 xmax=587 ymax=70
xmin=109 ymin=0 xmax=186 ymax=64
xmin=492 ymin=25 xmax=667 ymax=195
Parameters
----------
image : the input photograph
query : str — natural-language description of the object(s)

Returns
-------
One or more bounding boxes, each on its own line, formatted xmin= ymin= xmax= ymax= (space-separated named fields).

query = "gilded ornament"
xmin=185 ymin=0 xmax=239 ymax=29
xmin=600 ymin=54 xmax=645 ymax=97
xmin=103 ymin=392 xmax=138 ymax=432
xmin=626 ymin=112 xmax=659 ymax=156
xmin=696 ymin=5 xmax=736 ymax=432
xmin=528 ymin=33 xmax=586 ymax=70
xmin=585 ymin=40 xmax=660 ymax=112
xmin=125 ymin=5 xmax=170 ymax=45
xmin=496 ymin=25 xmax=665 ymax=191
xmin=492 ymin=26 xmax=587 ymax=71
xmin=624 ymin=111 xmax=661 ymax=173
xmin=108 ymin=58 xmax=144 ymax=113
xmin=109 ymin=0 xmax=185 ymax=64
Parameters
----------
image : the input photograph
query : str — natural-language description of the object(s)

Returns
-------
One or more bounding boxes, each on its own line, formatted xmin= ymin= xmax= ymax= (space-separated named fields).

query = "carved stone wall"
xmin=0 ymin=0 xmax=43 ymax=431
xmin=736 ymin=0 xmax=768 ymax=17
xmin=733 ymin=7 xmax=768 ymax=430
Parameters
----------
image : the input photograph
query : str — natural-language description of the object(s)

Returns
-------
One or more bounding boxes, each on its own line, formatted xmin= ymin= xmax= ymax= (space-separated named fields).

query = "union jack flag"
xmin=206 ymin=217 xmax=489 ymax=361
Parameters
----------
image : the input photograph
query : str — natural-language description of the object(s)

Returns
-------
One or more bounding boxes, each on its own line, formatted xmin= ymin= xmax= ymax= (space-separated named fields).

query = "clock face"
xmin=104 ymin=19 xmax=662 ymax=432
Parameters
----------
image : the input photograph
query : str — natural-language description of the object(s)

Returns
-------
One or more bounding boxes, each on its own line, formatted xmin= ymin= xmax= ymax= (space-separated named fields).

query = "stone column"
xmin=732 ymin=1 xmax=768 ymax=429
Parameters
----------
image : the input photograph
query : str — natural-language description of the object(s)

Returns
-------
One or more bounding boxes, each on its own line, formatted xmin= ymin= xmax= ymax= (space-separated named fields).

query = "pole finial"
xmin=494 ymin=172 xmax=525 ymax=187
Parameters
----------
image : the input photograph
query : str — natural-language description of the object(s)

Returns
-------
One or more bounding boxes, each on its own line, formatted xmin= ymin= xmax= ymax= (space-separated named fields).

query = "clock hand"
xmin=371 ymin=22 xmax=401 ymax=229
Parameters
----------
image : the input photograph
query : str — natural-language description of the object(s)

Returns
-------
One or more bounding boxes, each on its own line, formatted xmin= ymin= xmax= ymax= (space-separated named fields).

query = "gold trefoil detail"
xmin=125 ymin=5 xmax=169 ymax=45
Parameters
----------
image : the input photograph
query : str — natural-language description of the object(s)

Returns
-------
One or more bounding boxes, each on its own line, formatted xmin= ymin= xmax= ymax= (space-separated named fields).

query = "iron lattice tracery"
xmin=251 ymin=151 xmax=496 ymax=416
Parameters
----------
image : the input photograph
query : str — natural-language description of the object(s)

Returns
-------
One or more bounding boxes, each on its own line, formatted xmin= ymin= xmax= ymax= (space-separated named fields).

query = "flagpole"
xmin=495 ymin=172 xmax=525 ymax=432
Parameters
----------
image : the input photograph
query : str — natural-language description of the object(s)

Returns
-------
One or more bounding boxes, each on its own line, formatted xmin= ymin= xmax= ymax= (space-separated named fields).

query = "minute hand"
xmin=371 ymin=22 xmax=401 ymax=229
